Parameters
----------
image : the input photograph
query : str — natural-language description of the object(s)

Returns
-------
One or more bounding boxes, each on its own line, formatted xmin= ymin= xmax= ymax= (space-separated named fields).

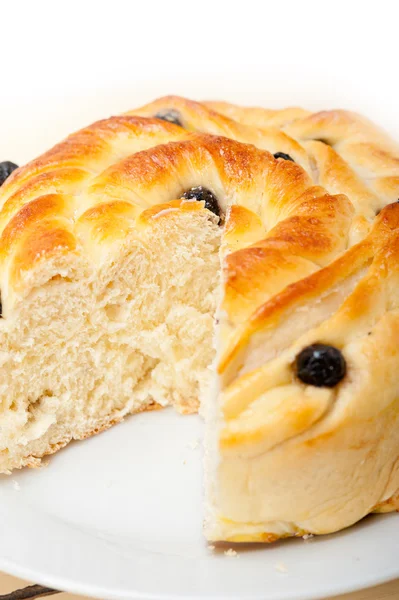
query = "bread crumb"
xmin=12 ymin=480 xmax=20 ymax=491
xmin=275 ymin=562 xmax=288 ymax=573
xmin=187 ymin=439 xmax=200 ymax=450
xmin=302 ymin=533 xmax=314 ymax=540
xmin=224 ymin=548 xmax=238 ymax=557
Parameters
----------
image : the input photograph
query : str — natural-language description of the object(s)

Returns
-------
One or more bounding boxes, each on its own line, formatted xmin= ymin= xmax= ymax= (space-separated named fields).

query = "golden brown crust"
xmin=128 ymin=96 xmax=312 ymax=173
xmin=203 ymin=101 xmax=311 ymax=128
xmin=204 ymin=100 xmax=399 ymax=214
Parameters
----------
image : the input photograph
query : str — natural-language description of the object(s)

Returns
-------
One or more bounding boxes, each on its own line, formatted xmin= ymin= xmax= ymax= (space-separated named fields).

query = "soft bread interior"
xmin=0 ymin=203 xmax=221 ymax=473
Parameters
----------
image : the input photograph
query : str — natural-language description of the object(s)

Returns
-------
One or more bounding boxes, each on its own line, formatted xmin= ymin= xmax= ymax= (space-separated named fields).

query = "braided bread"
xmin=0 ymin=97 xmax=398 ymax=545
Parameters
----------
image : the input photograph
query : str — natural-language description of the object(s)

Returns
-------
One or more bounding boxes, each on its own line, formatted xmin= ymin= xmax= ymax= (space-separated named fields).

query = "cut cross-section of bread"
xmin=0 ymin=98 xmax=398 ymax=543
xmin=0 ymin=120 xmax=323 ymax=472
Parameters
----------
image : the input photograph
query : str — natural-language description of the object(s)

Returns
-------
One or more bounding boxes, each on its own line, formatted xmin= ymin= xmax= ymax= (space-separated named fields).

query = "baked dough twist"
xmin=0 ymin=97 xmax=397 ymax=543
xmin=133 ymin=96 xmax=399 ymax=242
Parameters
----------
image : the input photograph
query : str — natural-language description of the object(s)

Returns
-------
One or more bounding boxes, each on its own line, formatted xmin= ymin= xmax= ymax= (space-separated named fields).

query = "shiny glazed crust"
xmin=0 ymin=96 xmax=398 ymax=540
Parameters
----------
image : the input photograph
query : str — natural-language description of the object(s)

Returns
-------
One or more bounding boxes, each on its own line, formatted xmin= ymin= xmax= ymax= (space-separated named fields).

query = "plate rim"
xmin=0 ymin=552 xmax=398 ymax=600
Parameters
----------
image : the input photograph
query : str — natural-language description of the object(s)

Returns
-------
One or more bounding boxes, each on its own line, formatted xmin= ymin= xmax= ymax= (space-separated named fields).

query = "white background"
xmin=0 ymin=0 xmax=398 ymax=163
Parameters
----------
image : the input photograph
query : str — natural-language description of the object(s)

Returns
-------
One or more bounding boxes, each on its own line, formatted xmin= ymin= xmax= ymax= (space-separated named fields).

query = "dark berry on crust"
xmin=181 ymin=186 xmax=220 ymax=218
xmin=154 ymin=109 xmax=183 ymax=127
xmin=295 ymin=343 xmax=346 ymax=387
xmin=0 ymin=161 xmax=18 ymax=187
xmin=273 ymin=152 xmax=294 ymax=162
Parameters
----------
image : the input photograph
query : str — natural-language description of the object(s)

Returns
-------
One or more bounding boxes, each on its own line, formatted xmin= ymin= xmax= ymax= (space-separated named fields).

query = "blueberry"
xmin=154 ymin=109 xmax=183 ymax=127
xmin=273 ymin=152 xmax=294 ymax=162
xmin=0 ymin=161 xmax=18 ymax=187
xmin=181 ymin=186 xmax=220 ymax=218
xmin=295 ymin=343 xmax=346 ymax=387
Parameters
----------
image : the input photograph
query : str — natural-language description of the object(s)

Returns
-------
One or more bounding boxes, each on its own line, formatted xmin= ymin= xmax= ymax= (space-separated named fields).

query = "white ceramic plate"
xmin=0 ymin=409 xmax=398 ymax=600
